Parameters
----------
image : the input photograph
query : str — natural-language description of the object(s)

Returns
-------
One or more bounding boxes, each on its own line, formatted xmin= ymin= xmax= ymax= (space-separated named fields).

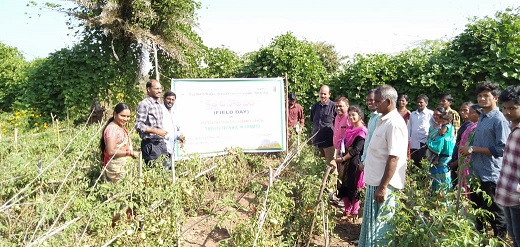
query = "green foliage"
xmin=0 ymin=43 xmax=28 ymax=112
xmin=389 ymin=161 xmax=504 ymax=247
xmin=199 ymin=47 xmax=243 ymax=78
xmin=20 ymin=35 xmax=140 ymax=122
xmin=311 ymin=41 xmax=343 ymax=75
xmin=240 ymin=32 xmax=329 ymax=112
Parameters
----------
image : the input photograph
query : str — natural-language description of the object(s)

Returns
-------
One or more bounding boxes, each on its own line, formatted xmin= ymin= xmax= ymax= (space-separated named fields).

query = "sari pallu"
xmin=338 ymin=126 xmax=367 ymax=201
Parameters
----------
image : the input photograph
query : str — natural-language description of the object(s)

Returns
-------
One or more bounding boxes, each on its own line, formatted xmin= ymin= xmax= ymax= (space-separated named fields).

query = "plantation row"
xmin=0 ymin=119 xmax=510 ymax=246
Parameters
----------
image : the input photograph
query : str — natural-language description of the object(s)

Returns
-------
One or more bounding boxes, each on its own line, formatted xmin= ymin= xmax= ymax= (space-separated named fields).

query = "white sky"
xmin=0 ymin=0 xmax=518 ymax=60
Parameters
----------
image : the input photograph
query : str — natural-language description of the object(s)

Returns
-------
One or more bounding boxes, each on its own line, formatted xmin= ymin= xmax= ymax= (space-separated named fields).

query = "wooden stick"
xmin=14 ymin=128 xmax=18 ymax=149
xmin=305 ymin=165 xmax=334 ymax=247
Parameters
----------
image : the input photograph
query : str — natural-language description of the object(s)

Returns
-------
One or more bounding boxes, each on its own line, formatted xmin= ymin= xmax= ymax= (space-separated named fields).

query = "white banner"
xmin=171 ymin=78 xmax=286 ymax=158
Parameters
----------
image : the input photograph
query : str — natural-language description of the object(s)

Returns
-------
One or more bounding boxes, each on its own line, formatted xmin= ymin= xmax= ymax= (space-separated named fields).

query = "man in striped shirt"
xmin=460 ymin=81 xmax=510 ymax=238
xmin=135 ymin=79 xmax=170 ymax=168
xmin=496 ymin=85 xmax=520 ymax=247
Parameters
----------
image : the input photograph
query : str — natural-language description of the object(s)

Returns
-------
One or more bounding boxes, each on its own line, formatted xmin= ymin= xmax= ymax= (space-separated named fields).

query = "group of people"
xmin=99 ymin=79 xmax=183 ymax=183
xmin=289 ymin=82 xmax=520 ymax=246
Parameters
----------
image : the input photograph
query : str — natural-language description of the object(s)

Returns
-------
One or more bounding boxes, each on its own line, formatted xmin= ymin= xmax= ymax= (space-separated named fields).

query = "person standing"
xmin=397 ymin=94 xmax=411 ymax=125
xmin=360 ymin=89 xmax=381 ymax=168
xmin=287 ymin=92 xmax=305 ymax=144
xmin=310 ymin=85 xmax=336 ymax=161
xmin=335 ymin=105 xmax=366 ymax=219
xmin=496 ymin=85 xmax=520 ymax=247
xmin=408 ymin=94 xmax=434 ymax=167
xmin=310 ymin=85 xmax=337 ymax=192
xmin=459 ymin=81 xmax=510 ymax=238
xmin=439 ymin=94 xmax=461 ymax=134
xmin=448 ymin=102 xmax=473 ymax=188
xmin=359 ymin=85 xmax=408 ymax=247
xmin=135 ymin=79 xmax=169 ymax=167
xmin=162 ymin=91 xmax=184 ymax=161
xmin=100 ymin=103 xmax=139 ymax=183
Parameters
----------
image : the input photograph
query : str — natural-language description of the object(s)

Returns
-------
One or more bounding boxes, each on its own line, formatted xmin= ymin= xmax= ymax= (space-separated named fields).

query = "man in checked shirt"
xmin=135 ymin=79 xmax=170 ymax=168
xmin=496 ymin=85 xmax=520 ymax=247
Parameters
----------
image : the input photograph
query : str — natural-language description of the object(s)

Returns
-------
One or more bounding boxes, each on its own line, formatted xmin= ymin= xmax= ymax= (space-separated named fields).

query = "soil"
xmin=182 ymin=193 xmax=361 ymax=246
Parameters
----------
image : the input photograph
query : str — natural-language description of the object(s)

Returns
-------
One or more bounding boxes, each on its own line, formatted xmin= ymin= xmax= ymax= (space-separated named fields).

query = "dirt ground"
xmin=182 ymin=193 xmax=361 ymax=246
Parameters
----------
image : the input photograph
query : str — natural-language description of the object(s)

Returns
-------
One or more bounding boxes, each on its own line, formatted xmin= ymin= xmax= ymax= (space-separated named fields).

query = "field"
xmin=0 ymin=119 xmax=512 ymax=246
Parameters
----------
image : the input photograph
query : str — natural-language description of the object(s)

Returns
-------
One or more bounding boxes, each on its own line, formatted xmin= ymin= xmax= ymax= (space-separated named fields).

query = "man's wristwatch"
xmin=468 ymin=146 xmax=473 ymax=154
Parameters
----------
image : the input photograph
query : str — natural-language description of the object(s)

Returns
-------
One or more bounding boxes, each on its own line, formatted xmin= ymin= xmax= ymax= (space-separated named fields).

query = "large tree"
xmin=48 ymin=0 xmax=203 ymax=86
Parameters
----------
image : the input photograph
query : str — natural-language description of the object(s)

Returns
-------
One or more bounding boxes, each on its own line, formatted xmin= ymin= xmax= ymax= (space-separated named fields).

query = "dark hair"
xmin=439 ymin=111 xmax=453 ymax=122
xmin=498 ymin=85 xmax=520 ymax=104
xmin=398 ymin=94 xmax=409 ymax=102
xmin=348 ymin=105 xmax=364 ymax=122
xmin=471 ymin=104 xmax=483 ymax=115
xmin=434 ymin=106 xmax=446 ymax=114
xmin=99 ymin=103 xmax=131 ymax=161
xmin=461 ymin=101 xmax=473 ymax=108
xmin=475 ymin=81 xmax=501 ymax=96
xmin=164 ymin=91 xmax=176 ymax=100
xmin=440 ymin=94 xmax=454 ymax=102
xmin=146 ymin=79 xmax=159 ymax=88
xmin=335 ymin=96 xmax=349 ymax=105
xmin=288 ymin=92 xmax=296 ymax=100
xmin=416 ymin=94 xmax=429 ymax=103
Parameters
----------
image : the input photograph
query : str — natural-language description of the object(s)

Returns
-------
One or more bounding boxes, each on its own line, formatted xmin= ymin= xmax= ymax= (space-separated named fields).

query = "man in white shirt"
xmin=359 ymin=85 xmax=408 ymax=247
xmin=162 ymin=91 xmax=183 ymax=161
xmin=408 ymin=94 xmax=434 ymax=167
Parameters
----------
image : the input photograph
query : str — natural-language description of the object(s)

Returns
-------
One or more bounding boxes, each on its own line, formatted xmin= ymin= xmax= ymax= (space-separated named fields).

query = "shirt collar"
xmin=146 ymin=96 xmax=161 ymax=104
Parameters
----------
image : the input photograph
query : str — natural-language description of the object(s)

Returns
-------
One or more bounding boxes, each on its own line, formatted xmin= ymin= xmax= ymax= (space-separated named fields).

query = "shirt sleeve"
xmin=488 ymin=118 xmax=511 ymax=158
xmin=298 ymin=105 xmax=305 ymax=125
xmin=134 ymin=101 xmax=150 ymax=135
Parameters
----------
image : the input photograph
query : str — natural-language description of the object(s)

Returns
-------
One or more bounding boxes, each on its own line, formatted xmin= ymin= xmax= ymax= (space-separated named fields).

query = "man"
xmin=459 ymin=81 xmax=510 ymax=238
xmin=310 ymin=85 xmax=336 ymax=162
xmin=332 ymin=96 xmax=350 ymax=152
xmin=162 ymin=91 xmax=184 ymax=159
xmin=361 ymin=89 xmax=381 ymax=166
xmin=359 ymin=85 xmax=408 ymax=247
xmin=439 ymin=94 xmax=461 ymax=134
xmin=408 ymin=94 xmax=434 ymax=167
xmin=135 ymin=79 xmax=169 ymax=167
xmin=496 ymin=85 xmax=520 ymax=247
xmin=287 ymin=92 xmax=305 ymax=136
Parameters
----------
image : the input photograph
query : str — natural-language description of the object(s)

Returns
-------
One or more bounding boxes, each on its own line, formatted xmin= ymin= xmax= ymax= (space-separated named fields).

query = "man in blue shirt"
xmin=310 ymin=85 xmax=337 ymax=193
xmin=460 ymin=81 xmax=510 ymax=238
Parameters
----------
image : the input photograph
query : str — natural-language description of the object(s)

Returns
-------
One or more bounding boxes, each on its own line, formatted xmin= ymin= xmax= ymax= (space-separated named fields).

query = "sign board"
xmin=171 ymin=78 xmax=286 ymax=158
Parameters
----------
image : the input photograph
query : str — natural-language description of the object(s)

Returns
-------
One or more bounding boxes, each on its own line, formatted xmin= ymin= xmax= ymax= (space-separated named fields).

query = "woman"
xmin=397 ymin=94 xmax=411 ymax=125
xmin=456 ymin=104 xmax=482 ymax=196
xmin=426 ymin=110 xmax=455 ymax=193
xmin=449 ymin=102 xmax=473 ymax=187
xmin=335 ymin=105 xmax=367 ymax=218
xmin=100 ymin=103 xmax=139 ymax=183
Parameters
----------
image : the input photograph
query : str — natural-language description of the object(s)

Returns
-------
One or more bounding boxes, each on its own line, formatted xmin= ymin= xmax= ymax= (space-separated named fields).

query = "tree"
xmin=200 ymin=47 xmax=243 ymax=78
xmin=0 ymin=43 xmax=28 ymax=111
xmin=240 ymin=32 xmax=328 ymax=112
xmin=311 ymin=41 xmax=343 ymax=75
xmin=47 ymin=0 xmax=203 ymax=85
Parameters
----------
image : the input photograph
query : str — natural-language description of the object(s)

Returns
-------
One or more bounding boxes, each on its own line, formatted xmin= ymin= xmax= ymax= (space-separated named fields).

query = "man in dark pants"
xmin=135 ymin=79 xmax=170 ymax=168
xmin=408 ymin=94 xmax=434 ymax=167
xmin=460 ymin=81 xmax=510 ymax=238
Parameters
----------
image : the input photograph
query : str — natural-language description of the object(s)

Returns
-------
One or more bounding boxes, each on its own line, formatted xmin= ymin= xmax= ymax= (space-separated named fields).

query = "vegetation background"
xmin=1 ymin=1 xmax=519 ymax=246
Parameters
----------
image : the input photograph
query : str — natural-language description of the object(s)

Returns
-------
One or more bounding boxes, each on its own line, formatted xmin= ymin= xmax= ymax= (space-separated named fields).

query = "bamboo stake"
xmin=305 ymin=165 xmax=334 ymax=247
xmin=14 ymin=128 xmax=18 ymax=149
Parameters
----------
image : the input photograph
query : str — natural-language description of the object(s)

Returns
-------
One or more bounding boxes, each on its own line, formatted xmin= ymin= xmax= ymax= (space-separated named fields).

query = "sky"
xmin=0 ymin=0 xmax=518 ymax=60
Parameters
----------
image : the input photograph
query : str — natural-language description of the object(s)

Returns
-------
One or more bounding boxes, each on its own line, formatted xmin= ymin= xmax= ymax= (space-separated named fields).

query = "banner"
xmin=171 ymin=78 xmax=286 ymax=158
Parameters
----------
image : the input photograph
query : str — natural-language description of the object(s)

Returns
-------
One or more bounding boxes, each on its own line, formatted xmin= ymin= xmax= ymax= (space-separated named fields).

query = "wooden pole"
xmin=153 ymin=42 xmax=159 ymax=81
xmin=14 ymin=128 xmax=18 ymax=149
xmin=284 ymin=73 xmax=289 ymax=151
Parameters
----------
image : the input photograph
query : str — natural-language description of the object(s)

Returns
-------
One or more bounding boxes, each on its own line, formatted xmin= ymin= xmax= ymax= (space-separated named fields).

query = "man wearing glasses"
xmin=135 ymin=79 xmax=170 ymax=168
